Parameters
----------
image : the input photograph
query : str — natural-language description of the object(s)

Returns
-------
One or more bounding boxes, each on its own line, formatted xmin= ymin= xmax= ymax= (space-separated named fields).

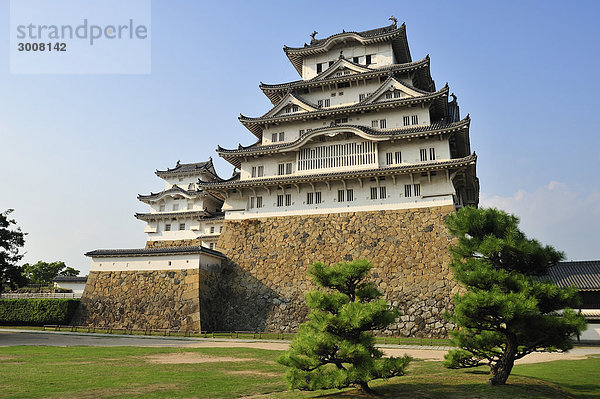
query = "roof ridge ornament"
xmin=176 ymin=160 xmax=181 ymax=166
xmin=310 ymin=30 xmax=318 ymax=44
xmin=339 ymin=50 xmax=344 ymax=60
xmin=389 ymin=16 xmax=398 ymax=28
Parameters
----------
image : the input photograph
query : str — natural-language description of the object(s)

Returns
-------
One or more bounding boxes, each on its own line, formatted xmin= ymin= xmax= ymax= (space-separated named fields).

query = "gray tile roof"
xmin=52 ymin=276 xmax=88 ymax=282
xmin=85 ymin=245 xmax=225 ymax=259
xmin=545 ymin=261 xmax=600 ymax=291
xmin=155 ymin=159 xmax=214 ymax=177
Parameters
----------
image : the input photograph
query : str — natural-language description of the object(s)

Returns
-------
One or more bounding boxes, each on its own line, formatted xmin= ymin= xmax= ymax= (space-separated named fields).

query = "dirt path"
xmin=184 ymin=341 xmax=600 ymax=364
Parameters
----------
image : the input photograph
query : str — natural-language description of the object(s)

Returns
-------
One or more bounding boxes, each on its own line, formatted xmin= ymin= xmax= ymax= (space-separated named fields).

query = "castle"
xmin=79 ymin=19 xmax=479 ymax=337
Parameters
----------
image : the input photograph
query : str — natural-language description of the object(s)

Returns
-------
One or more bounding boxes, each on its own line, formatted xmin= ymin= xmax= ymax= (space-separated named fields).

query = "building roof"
xmin=259 ymin=56 xmax=433 ymax=104
xmin=52 ymin=276 xmax=88 ymax=282
xmin=85 ymin=245 xmax=226 ymax=260
xmin=137 ymin=185 xmax=206 ymax=203
xmin=545 ymin=261 xmax=600 ymax=291
xmin=283 ymin=20 xmax=411 ymax=75
xmin=155 ymin=159 xmax=216 ymax=179
xmin=199 ymin=154 xmax=476 ymax=191
xmin=217 ymin=117 xmax=470 ymax=168
xmin=134 ymin=210 xmax=218 ymax=221
xmin=239 ymin=84 xmax=449 ymax=138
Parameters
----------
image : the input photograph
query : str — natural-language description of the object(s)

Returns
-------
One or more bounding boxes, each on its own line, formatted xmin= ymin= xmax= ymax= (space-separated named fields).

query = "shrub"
xmin=0 ymin=298 xmax=80 ymax=325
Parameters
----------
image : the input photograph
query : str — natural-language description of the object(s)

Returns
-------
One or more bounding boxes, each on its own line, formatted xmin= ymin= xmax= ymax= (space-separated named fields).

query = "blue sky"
xmin=1 ymin=0 xmax=599 ymax=275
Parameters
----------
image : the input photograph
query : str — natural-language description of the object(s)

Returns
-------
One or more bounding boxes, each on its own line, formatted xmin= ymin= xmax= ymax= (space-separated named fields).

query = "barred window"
xmin=307 ymin=192 xmax=313 ymax=205
xmin=346 ymin=189 xmax=354 ymax=201
xmin=403 ymin=116 xmax=410 ymax=126
xmin=338 ymin=189 xmax=345 ymax=202
xmin=404 ymin=184 xmax=412 ymax=197
xmin=370 ymin=187 xmax=378 ymax=199
xmin=414 ymin=184 xmax=421 ymax=196
xmin=379 ymin=186 xmax=387 ymax=199
xmin=412 ymin=115 xmax=419 ymax=125
xmin=315 ymin=192 xmax=322 ymax=204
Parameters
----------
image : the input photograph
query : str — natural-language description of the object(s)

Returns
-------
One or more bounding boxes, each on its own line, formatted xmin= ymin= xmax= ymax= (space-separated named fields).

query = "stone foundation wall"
xmin=75 ymin=268 xmax=218 ymax=331
xmin=214 ymin=205 xmax=459 ymax=338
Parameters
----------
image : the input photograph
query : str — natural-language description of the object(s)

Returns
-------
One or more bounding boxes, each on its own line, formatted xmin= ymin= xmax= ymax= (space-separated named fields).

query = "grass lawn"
xmin=0 ymin=345 xmax=598 ymax=398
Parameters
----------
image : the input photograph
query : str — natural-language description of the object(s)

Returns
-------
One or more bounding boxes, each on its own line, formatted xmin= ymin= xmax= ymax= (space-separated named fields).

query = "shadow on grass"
xmin=315 ymin=379 xmax=573 ymax=399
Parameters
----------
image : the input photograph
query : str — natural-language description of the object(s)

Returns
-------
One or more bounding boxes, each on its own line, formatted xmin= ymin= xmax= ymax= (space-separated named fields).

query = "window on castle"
xmin=285 ymin=106 xmax=291 ymax=114
xmin=353 ymin=56 xmax=360 ymax=63
xmin=370 ymin=187 xmax=378 ymax=199
xmin=412 ymin=115 xmax=419 ymax=125
xmin=379 ymin=119 xmax=387 ymax=129
xmin=159 ymin=204 xmax=165 ymax=212
xmin=256 ymin=196 xmax=263 ymax=208
xmin=371 ymin=120 xmax=378 ymax=128
xmin=277 ymin=194 xmax=284 ymax=207
xmin=179 ymin=223 xmax=185 ymax=230
xmin=285 ymin=194 xmax=292 ymax=206
xmin=365 ymin=54 xmax=372 ymax=65
xmin=279 ymin=132 xmax=285 ymax=141
xmin=395 ymin=151 xmax=402 ymax=164
xmin=414 ymin=184 xmax=421 ymax=196
xmin=317 ymin=99 xmax=322 ymax=107
xmin=394 ymin=91 xmax=402 ymax=98
xmin=209 ymin=226 xmax=214 ymax=234
xmin=338 ymin=189 xmax=345 ymax=202
xmin=403 ymin=116 xmax=410 ymax=126
xmin=307 ymin=192 xmax=313 ymax=205
xmin=292 ymin=105 xmax=299 ymax=113
xmin=317 ymin=63 xmax=323 ymax=73
xmin=420 ymin=149 xmax=428 ymax=162
xmin=271 ymin=133 xmax=278 ymax=142
xmin=359 ymin=93 xmax=366 ymax=102
xmin=209 ymin=243 xmax=215 ymax=250
xmin=379 ymin=186 xmax=387 ymax=199
xmin=323 ymin=99 xmax=330 ymax=107
xmin=334 ymin=117 xmax=348 ymax=124
xmin=257 ymin=166 xmax=264 ymax=177
xmin=346 ymin=189 xmax=354 ymax=201
xmin=386 ymin=152 xmax=393 ymax=165
xmin=249 ymin=196 xmax=255 ymax=209
xmin=251 ymin=166 xmax=257 ymax=177
xmin=172 ymin=204 xmax=179 ymax=211
xmin=429 ymin=148 xmax=436 ymax=160
xmin=337 ymin=82 xmax=350 ymax=89
xmin=278 ymin=163 xmax=292 ymax=175
xmin=385 ymin=92 xmax=393 ymax=99
xmin=165 ymin=223 xmax=171 ymax=231
xmin=286 ymin=163 xmax=292 ymax=174
xmin=315 ymin=191 xmax=322 ymax=204
xmin=404 ymin=184 xmax=412 ymax=197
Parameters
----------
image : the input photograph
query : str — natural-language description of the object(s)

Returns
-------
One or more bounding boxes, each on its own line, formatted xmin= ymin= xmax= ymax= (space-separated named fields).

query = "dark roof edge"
xmin=85 ymin=245 xmax=226 ymax=260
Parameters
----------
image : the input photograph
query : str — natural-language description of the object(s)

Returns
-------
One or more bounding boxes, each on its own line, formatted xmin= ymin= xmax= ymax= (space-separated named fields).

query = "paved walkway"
xmin=1 ymin=328 xmax=599 ymax=364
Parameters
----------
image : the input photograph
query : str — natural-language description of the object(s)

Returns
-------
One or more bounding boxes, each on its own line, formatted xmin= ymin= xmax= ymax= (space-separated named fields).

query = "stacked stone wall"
xmin=75 ymin=268 xmax=217 ymax=331
xmin=146 ymin=239 xmax=205 ymax=249
xmin=214 ymin=205 xmax=459 ymax=338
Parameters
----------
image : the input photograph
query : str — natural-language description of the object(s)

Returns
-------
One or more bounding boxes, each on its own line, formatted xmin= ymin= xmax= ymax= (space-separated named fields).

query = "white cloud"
xmin=480 ymin=182 xmax=600 ymax=261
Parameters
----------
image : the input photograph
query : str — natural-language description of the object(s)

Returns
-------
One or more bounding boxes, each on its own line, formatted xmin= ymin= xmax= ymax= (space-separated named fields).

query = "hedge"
xmin=0 ymin=298 xmax=80 ymax=326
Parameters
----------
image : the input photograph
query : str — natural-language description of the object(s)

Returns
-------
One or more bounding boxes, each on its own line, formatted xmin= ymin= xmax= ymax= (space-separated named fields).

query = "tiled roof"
xmin=199 ymin=154 xmax=476 ymax=190
xmin=52 ymin=276 xmax=88 ymax=282
xmin=85 ymin=245 xmax=226 ymax=259
xmin=134 ymin=210 xmax=210 ymax=221
xmin=239 ymin=84 xmax=449 ymax=138
xmin=283 ymin=21 xmax=411 ymax=75
xmin=545 ymin=261 xmax=600 ymax=291
xmin=155 ymin=159 xmax=213 ymax=177
xmin=137 ymin=186 xmax=205 ymax=202
xmin=259 ymin=56 xmax=430 ymax=93
xmin=217 ymin=117 xmax=470 ymax=168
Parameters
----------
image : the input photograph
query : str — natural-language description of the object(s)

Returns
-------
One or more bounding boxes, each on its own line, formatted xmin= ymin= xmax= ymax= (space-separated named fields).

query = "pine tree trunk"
xmin=356 ymin=381 xmax=376 ymax=396
xmin=489 ymin=334 xmax=517 ymax=385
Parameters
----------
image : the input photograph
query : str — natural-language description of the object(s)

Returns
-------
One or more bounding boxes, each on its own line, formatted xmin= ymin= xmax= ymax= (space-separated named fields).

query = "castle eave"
xmin=200 ymin=154 xmax=476 ymax=192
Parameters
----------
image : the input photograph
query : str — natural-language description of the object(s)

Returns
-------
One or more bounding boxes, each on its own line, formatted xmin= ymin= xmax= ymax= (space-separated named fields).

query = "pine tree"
xmin=0 ymin=209 xmax=27 ymax=292
xmin=277 ymin=259 xmax=410 ymax=395
xmin=443 ymin=207 xmax=586 ymax=385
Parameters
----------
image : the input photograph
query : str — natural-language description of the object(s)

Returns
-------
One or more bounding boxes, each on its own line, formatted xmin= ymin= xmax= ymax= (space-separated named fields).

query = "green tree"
xmin=0 ymin=209 xmax=27 ymax=292
xmin=22 ymin=261 xmax=80 ymax=285
xmin=443 ymin=207 xmax=586 ymax=385
xmin=277 ymin=259 xmax=411 ymax=395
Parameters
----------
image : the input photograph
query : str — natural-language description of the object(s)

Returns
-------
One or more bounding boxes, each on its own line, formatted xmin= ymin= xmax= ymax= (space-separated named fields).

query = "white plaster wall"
xmin=242 ymin=134 xmax=449 ymax=181
xmin=53 ymin=281 xmax=86 ymax=294
xmin=302 ymin=43 xmax=394 ymax=80
xmin=262 ymin=106 xmax=431 ymax=146
xmin=89 ymin=253 xmax=222 ymax=272
xmin=146 ymin=219 xmax=223 ymax=241
xmin=222 ymin=174 xmax=455 ymax=217
xmin=579 ymin=323 xmax=600 ymax=342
